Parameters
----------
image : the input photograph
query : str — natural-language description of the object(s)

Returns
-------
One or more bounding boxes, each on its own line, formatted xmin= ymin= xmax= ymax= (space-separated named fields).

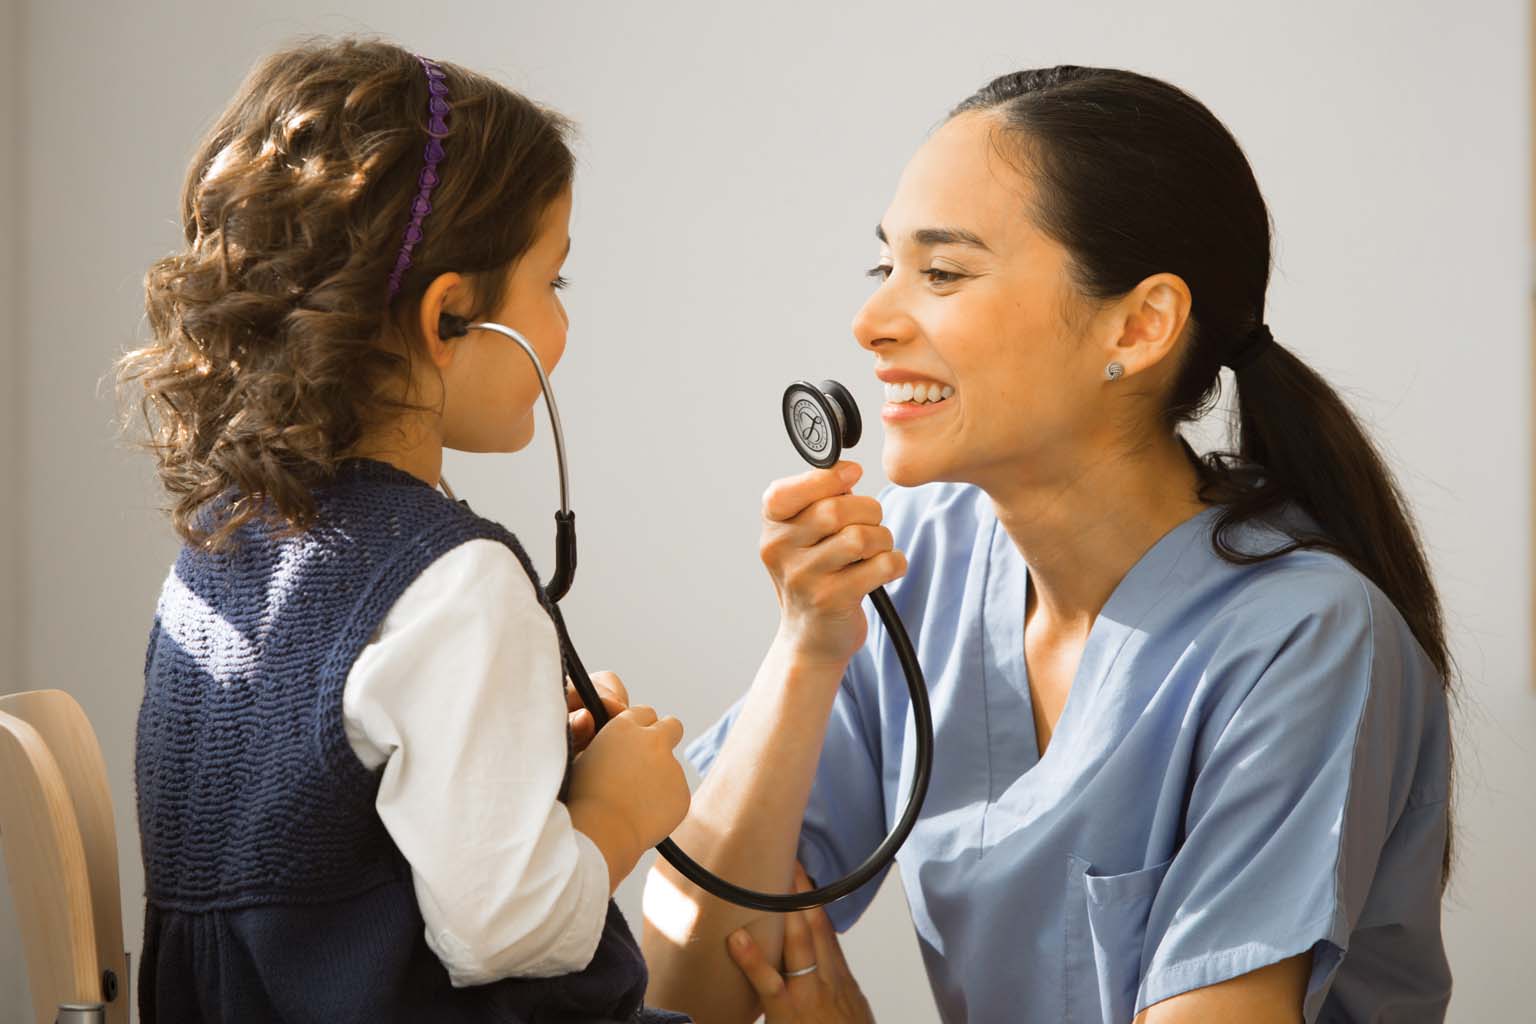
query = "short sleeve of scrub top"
xmin=686 ymin=483 xmax=1451 ymax=1024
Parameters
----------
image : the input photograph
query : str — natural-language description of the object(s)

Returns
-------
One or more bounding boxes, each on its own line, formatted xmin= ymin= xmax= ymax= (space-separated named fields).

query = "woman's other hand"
xmin=725 ymin=865 xmax=876 ymax=1024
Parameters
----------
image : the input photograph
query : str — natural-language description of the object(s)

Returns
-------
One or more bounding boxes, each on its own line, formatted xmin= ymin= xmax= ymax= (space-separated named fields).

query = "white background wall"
xmin=2 ymin=2 xmax=1530 ymax=1020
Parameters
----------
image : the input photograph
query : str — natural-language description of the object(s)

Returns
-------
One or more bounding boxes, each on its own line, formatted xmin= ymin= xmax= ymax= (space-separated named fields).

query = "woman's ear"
xmin=417 ymin=272 xmax=468 ymax=369
xmin=1108 ymin=273 xmax=1192 ymax=377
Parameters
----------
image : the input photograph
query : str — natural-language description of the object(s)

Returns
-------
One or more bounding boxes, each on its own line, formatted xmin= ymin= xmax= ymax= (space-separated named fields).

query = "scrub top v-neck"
xmin=688 ymin=482 xmax=1451 ymax=1024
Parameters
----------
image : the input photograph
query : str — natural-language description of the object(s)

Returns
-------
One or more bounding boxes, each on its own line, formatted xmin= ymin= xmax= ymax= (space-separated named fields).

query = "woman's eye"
xmin=553 ymin=275 xmax=571 ymax=290
xmin=864 ymin=265 xmax=965 ymax=285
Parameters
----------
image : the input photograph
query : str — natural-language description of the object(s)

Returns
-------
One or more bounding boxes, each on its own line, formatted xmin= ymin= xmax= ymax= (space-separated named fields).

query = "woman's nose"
xmin=852 ymin=281 xmax=909 ymax=352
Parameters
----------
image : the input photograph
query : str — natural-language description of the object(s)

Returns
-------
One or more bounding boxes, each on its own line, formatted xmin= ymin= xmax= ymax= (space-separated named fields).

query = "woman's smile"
xmin=878 ymin=369 xmax=957 ymax=422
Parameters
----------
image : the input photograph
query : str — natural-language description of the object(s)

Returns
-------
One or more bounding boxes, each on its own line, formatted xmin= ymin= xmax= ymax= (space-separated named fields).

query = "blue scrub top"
xmin=688 ymin=483 xmax=1450 ymax=1023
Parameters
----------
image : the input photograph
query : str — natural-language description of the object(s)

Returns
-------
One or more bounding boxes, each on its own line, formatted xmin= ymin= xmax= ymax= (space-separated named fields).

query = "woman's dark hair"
xmin=117 ymin=36 xmax=575 ymax=550
xmin=953 ymin=66 xmax=1453 ymax=880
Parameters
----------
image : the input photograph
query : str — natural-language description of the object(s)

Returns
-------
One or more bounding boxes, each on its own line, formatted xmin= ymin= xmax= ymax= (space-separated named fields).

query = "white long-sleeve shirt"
xmin=340 ymin=538 xmax=610 ymax=987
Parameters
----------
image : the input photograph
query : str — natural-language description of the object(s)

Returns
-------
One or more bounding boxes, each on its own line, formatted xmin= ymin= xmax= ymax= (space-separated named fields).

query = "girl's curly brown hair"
xmin=117 ymin=36 xmax=575 ymax=550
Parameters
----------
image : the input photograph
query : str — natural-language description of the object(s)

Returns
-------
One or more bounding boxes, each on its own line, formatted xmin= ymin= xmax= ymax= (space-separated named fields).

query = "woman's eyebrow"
xmin=875 ymin=223 xmax=992 ymax=252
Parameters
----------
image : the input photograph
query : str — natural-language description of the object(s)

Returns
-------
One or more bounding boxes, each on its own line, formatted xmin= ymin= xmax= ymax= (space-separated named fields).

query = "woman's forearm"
xmin=642 ymin=635 xmax=848 ymax=1023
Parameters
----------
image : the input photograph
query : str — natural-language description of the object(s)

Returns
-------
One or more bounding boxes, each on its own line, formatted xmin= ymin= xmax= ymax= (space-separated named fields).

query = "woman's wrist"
xmin=770 ymin=621 xmax=859 ymax=680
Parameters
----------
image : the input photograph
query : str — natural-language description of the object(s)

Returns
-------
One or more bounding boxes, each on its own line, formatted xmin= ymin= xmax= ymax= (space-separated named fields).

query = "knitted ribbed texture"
xmin=134 ymin=458 xmax=687 ymax=1023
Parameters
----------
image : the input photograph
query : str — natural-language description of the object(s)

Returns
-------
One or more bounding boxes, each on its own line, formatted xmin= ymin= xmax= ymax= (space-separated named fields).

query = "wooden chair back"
xmin=0 ymin=690 xmax=129 ymax=1024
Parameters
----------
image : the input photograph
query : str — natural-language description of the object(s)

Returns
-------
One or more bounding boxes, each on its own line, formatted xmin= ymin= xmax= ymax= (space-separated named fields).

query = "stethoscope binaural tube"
xmin=445 ymin=320 xmax=577 ymax=600
xmin=442 ymin=319 xmax=934 ymax=912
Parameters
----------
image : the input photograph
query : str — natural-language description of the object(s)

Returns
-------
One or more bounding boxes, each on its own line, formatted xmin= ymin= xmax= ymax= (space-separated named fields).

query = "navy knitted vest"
xmin=135 ymin=458 xmax=686 ymax=1024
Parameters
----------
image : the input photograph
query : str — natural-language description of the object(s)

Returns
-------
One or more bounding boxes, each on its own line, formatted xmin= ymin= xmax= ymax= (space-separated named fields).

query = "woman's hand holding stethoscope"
xmin=759 ymin=460 xmax=909 ymax=670
xmin=726 ymin=865 xmax=877 ymax=1024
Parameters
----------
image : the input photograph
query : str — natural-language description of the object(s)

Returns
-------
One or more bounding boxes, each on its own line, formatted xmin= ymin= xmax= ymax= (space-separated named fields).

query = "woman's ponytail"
xmin=1209 ymin=343 xmax=1450 ymax=683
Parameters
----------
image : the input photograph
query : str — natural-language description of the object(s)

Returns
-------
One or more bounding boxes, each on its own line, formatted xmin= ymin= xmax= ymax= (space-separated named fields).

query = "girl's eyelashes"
xmin=865 ymin=264 xmax=893 ymax=281
xmin=553 ymin=275 xmax=570 ymax=290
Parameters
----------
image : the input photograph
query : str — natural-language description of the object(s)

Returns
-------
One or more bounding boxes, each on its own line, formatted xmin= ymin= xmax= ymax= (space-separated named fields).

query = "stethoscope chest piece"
xmin=782 ymin=380 xmax=863 ymax=468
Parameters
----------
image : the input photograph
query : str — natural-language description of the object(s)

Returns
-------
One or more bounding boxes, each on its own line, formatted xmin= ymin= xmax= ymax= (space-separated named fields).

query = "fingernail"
xmin=730 ymin=929 xmax=749 ymax=949
xmin=837 ymin=463 xmax=861 ymax=484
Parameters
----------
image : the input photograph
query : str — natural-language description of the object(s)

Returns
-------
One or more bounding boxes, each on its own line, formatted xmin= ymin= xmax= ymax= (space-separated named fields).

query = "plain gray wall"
xmin=2 ymin=2 xmax=1530 ymax=1021
xmin=0 ymin=0 xmax=24 ymax=1010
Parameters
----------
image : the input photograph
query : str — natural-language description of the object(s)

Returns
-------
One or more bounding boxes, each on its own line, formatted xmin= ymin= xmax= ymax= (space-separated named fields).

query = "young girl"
xmin=119 ymin=37 xmax=692 ymax=1023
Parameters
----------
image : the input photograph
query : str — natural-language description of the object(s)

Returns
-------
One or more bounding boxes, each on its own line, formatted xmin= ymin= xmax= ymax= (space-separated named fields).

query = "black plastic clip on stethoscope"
xmin=437 ymin=315 xmax=934 ymax=912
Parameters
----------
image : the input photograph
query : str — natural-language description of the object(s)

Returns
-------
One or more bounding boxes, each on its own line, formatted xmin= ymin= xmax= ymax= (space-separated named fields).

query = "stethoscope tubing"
xmin=558 ymin=587 xmax=933 ymax=913
xmin=444 ymin=320 xmax=934 ymax=912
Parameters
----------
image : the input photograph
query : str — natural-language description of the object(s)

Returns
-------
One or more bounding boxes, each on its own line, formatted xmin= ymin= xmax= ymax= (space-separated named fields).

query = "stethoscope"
xmin=438 ymin=316 xmax=934 ymax=912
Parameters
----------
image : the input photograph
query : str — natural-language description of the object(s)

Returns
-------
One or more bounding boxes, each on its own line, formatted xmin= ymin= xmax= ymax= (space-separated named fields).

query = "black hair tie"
xmin=1225 ymin=322 xmax=1275 ymax=372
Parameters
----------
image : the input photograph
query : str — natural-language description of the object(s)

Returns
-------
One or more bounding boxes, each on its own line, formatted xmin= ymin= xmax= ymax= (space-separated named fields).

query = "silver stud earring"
xmin=1104 ymin=361 xmax=1125 ymax=382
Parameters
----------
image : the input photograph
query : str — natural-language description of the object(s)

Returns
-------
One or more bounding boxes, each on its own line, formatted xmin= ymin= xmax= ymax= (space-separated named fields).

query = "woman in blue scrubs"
xmin=642 ymin=66 xmax=1452 ymax=1024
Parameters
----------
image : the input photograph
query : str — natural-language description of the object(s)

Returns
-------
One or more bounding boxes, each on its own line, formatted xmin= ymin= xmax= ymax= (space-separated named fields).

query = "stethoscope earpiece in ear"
xmin=782 ymin=379 xmax=864 ymax=469
xmin=439 ymin=313 xmax=471 ymax=339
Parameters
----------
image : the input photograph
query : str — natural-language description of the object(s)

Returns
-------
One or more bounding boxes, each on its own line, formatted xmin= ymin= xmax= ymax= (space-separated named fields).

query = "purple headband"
xmin=385 ymin=56 xmax=451 ymax=302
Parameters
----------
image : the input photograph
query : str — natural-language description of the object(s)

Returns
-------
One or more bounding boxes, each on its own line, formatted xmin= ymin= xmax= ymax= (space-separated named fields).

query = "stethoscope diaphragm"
xmin=782 ymin=380 xmax=863 ymax=468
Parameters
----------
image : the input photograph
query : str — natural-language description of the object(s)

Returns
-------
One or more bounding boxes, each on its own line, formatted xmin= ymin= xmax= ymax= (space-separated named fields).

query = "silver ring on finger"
xmin=784 ymin=963 xmax=819 ymax=978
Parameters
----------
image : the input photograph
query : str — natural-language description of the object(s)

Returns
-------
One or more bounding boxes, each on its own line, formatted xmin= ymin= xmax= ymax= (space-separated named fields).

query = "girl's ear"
xmin=417 ymin=272 xmax=468 ymax=369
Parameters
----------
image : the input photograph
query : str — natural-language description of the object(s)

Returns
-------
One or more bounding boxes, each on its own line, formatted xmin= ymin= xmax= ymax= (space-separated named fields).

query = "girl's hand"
xmin=725 ymin=865 xmax=876 ymax=1024
xmin=568 ymin=704 xmax=689 ymax=853
xmin=567 ymin=670 xmax=629 ymax=752
xmin=760 ymin=461 xmax=906 ymax=669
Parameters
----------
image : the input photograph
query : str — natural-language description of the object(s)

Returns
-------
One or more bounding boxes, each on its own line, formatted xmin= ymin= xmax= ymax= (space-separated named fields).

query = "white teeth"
xmin=883 ymin=381 xmax=955 ymax=404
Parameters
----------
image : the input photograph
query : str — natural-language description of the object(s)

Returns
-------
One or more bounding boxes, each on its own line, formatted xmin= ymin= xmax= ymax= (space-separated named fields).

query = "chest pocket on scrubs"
xmin=1065 ymin=854 xmax=1173 ymax=1024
